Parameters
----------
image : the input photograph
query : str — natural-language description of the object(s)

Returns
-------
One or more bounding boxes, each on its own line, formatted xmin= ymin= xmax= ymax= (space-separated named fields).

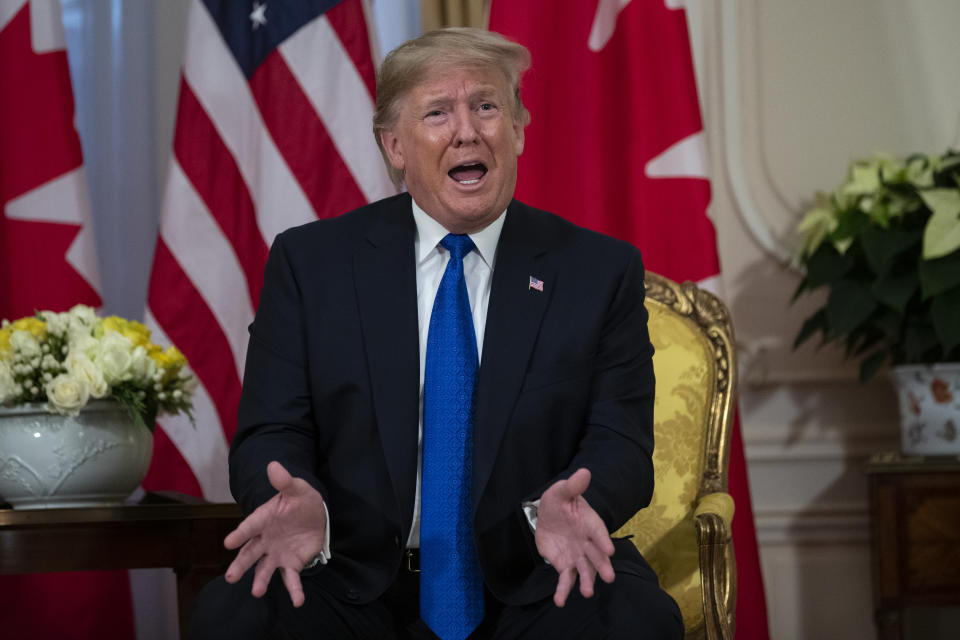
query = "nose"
xmin=451 ymin=105 xmax=479 ymax=147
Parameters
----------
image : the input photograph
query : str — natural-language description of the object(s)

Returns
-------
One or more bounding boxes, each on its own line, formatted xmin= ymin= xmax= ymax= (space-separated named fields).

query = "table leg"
xmin=175 ymin=565 xmax=224 ymax=639
xmin=874 ymin=607 xmax=903 ymax=640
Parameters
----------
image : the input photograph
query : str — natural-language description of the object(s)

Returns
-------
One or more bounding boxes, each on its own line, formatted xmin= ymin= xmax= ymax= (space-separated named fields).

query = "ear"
xmin=380 ymin=128 xmax=405 ymax=171
xmin=512 ymin=117 xmax=525 ymax=157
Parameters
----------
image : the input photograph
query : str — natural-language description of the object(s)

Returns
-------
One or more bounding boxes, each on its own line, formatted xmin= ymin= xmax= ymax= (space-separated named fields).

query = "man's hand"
xmin=224 ymin=461 xmax=327 ymax=607
xmin=535 ymin=468 xmax=616 ymax=607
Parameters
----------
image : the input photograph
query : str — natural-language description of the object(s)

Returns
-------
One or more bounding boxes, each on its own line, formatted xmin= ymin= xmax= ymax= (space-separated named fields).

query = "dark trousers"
xmin=188 ymin=562 xmax=682 ymax=640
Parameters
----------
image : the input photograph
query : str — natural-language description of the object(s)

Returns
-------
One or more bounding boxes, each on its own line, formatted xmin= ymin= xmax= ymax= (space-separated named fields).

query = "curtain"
xmin=420 ymin=0 xmax=487 ymax=30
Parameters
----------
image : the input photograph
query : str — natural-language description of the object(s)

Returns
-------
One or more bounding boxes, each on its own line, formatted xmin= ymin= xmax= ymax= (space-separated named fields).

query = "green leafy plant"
xmin=792 ymin=150 xmax=960 ymax=381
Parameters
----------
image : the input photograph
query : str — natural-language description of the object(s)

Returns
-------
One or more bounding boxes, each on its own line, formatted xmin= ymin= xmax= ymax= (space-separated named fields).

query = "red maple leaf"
xmin=0 ymin=4 xmax=100 ymax=320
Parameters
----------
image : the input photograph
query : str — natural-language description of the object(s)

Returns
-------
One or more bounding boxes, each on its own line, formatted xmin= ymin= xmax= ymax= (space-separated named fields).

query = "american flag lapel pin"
xmin=528 ymin=276 xmax=544 ymax=292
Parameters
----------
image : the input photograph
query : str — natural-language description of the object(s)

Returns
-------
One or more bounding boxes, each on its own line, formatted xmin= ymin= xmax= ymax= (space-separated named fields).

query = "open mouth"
xmin=448 ymin=162 xmax=488 ymax=185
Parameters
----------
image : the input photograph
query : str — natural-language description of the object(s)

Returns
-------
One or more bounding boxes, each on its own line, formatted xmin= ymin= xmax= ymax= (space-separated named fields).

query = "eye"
xmin=425 ymin=110 xmax=444 ymax=118
xmin=478 ymin=102 xmax=495 ymax=111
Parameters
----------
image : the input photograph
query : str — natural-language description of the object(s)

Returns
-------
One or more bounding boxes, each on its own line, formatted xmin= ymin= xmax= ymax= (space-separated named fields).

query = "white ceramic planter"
xmin=891 ymin=363 xmax=960 ymax=455
xmin=0 ymin=400 xmax=153 ymax=509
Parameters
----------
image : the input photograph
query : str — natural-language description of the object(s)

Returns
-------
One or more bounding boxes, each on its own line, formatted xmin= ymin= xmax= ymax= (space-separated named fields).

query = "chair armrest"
xmin=694 ymin=492 xmax=734 ymax=528
xmin=694 ymin=493 xmax=736 ymax=640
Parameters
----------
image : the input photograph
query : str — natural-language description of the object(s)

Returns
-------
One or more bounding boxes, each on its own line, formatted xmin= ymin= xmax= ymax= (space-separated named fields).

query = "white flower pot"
xmin=0 ymin=400 xmax=153 ymax=509
xmin=891 ymin=363 xmax=960 ymax=455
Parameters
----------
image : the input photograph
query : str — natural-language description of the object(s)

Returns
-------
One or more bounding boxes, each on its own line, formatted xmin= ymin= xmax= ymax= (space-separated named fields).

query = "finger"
xmin=281 ymin=567 xmax=306 ymax=608
xmin=267 ymin=461 xmax=294 ymax=494
xmin=554 ymin=567 xmax=576 ymax=608
xmin=225 ymin=537 xmax=265 ymax=582
xmin=224 ymin=555 xmax=251 ymax=584
xmin=580 ymin=504 xmax=615 ymax=556
xmin=577 ymin=558 xmax=597 ymax=599
xmin=224 ymin=504 xmax=274 ymax=550
xmin=584 ymin=543 xmax=616 ymax=584
xmin=590 ymin=523 xmax=616 ymax=557
xmin=224 ymin=521 xmax=259 ymax=550
xmin=251 ymin=556 xmax=277 ymax=599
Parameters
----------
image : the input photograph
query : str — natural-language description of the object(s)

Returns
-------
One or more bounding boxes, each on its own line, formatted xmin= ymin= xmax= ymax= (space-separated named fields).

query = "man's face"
xmin=380 ymin=65 xmax=525 ymax=234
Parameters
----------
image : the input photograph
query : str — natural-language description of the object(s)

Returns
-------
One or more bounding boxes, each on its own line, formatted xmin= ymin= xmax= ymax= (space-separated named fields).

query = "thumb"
xmin=267 ymin=460 xmax=294 ymax=494
xmin=553 ymin=468 xmax=591 ymax=501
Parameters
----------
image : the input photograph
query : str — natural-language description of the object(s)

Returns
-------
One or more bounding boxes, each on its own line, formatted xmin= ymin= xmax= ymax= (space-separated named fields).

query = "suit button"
xmin=345 ymin=588 xmax=359 ymax=601
xmin=393 ymin=535 xmax=401 ymax=548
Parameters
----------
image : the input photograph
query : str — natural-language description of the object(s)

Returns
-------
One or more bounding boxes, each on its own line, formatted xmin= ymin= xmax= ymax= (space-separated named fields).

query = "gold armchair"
xmin=614 ymin=272 xmax=738 ymax=639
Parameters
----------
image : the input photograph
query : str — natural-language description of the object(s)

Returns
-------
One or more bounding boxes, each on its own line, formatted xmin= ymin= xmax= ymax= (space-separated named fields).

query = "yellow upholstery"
xmin=614 ymin=272 xmax=737 ymax=640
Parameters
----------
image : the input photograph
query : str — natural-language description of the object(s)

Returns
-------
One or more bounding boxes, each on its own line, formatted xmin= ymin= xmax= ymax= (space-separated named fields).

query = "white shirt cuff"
xmin=303 ymin=500 xmax=332 ymax=571
xmin=522 ymin=498 xmax=541 ymax=531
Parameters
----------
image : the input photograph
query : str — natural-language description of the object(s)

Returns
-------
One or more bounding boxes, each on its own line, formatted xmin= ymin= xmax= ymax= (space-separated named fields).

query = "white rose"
xmin=67 ymin=323 xmax=94 ymax=346
xmin=70 ymin=335 xmax=100 ymax=360
xmin=98 ymin=332 xmax=135 ymax=384
xmin=129 ymin=346 xmax=156 ymax=384
xmin=45 ymin=374 xmax=90 ymax=415
xmin=66 ymin=352 xmax=109 ymax=399
xmin=9 ymin=330 xmax=41 ymax=358
xmin=67 ymin=304 xmax=97 ymax=327
xmin=0 ymin=361 xmax=16 ymax=403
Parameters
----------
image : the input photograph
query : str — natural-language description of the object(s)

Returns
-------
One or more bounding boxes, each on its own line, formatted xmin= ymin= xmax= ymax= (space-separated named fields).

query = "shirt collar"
xmin=411 ymin=198 xmax=506 ymax=268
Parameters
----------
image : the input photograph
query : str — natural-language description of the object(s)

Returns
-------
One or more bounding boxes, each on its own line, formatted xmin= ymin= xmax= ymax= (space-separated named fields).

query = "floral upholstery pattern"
xmin=612 ymin=281 xmax=736 ymax=637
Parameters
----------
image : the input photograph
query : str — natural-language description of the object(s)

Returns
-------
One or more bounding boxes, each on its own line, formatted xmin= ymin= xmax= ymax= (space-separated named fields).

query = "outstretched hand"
xmin=223 ymin=461 xmax=327 ymax=607
xmin=535 ymin=468 xmax=616 ymax=607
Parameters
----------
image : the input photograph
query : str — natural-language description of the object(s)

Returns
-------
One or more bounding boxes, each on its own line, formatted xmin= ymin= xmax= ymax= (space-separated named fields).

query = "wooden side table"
xmin=0 ymin=492 xmax=242 ymax=638
xmin=866 ymin=452 xmax=960 ymax=640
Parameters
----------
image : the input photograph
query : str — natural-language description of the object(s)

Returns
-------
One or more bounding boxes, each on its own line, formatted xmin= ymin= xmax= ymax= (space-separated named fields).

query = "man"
xmin=191 ymin=28 xmax=681 ymax=639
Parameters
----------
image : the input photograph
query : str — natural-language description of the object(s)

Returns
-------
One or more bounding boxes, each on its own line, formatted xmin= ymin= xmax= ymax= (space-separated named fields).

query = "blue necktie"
xmin=421 ymin=234 xmax=484 ymax=640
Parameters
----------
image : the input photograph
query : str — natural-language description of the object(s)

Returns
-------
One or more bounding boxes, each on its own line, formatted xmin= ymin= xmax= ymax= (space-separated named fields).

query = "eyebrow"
xmin=417 ymin=85 xmax=502 ymax=107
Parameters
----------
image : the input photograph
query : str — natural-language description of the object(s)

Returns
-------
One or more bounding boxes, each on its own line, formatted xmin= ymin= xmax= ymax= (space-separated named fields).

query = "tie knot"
xmin=440 ymin=234 xmax=475 ymax=261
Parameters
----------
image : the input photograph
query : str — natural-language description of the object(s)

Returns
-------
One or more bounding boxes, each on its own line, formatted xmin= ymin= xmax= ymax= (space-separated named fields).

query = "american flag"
xmin=142 ymin=0 xmax=393 ymax=500
xmin=528 ymin=275 xmax=544 ymax=292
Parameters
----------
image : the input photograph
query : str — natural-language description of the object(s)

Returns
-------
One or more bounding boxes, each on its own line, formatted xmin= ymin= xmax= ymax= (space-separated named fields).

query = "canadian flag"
xmin=489 ymin=1 xmax=770 ymax=637
xmin=0 ymin=1 xmax=134 ymax=638
xmin=0 ymin=0 xmax=101 ymax=319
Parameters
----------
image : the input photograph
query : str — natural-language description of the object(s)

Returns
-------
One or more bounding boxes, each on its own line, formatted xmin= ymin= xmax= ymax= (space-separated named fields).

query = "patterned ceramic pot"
xmin=891 ymin=363 xmax=960 ymax=455
xmin=0 ymin=400 xmax=153 ymax=509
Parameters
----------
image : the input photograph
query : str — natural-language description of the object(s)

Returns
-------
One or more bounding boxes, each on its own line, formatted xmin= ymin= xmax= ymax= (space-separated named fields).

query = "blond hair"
xmin=372 ymin=28 xmax=532 ymax=188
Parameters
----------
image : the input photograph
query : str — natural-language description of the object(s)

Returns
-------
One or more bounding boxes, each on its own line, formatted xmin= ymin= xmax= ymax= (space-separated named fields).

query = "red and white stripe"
xmin=144 ymin=0 xmax=392 ymax=500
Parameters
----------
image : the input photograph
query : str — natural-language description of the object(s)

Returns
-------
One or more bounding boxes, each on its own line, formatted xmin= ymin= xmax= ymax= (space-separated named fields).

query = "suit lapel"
xmin=353 ymin=197 xmax=420 ymax=535
xmin=473 ymin=201 xmax=554 ymax=508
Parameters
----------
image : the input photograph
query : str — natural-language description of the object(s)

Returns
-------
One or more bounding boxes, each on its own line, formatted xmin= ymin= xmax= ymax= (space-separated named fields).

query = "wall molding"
xmin=745 ymin=439 xmax=898 ymax=464
xmin=754 ymin=507 xmax=871 ymax=546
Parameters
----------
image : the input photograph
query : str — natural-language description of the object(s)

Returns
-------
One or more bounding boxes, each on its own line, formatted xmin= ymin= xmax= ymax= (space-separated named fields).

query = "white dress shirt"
xmin=314 ymin=200 xmax=531 ymax=566
xmin=406 ymin=199 xmax=506 ymax=547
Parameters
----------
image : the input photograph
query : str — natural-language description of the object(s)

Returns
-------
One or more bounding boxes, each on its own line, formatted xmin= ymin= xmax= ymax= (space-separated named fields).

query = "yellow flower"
xmin=151 ymin=345 xmax=187 ymax=379
xmin=10 ymin=316 xmax=46 ymax=337
xmin=101 ymin=316 xmax=152 ymax=348
xmin=0 ymin=327 xmax=10 ymax=355
xmin=0 ymin=317 xmax=46 ymax=355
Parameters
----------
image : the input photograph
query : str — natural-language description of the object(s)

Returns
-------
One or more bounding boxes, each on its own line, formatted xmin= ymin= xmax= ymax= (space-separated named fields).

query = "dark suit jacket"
xmin=230 ymin=192 xmax=657 ymax=606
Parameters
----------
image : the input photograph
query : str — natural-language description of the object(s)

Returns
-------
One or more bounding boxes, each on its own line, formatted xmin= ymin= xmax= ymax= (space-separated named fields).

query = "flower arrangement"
xmin=0 ymin=305 xmax=196 ymax=430
xmin=792 ymin=149 xmax=960 ymax=380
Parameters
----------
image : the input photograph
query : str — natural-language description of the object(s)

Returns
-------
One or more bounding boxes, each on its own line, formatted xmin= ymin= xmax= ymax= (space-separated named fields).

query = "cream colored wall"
xmin=686 ymin=1 xmax=960 ymax=638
